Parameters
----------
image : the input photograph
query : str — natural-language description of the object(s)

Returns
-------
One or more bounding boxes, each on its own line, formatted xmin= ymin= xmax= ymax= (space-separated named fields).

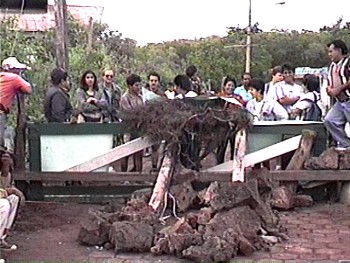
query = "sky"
xmin=50 ymin=0 xmax=350 ymax=46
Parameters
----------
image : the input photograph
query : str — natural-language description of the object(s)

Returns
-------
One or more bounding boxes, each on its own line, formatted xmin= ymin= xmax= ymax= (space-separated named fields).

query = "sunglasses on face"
xmin=105 ymin=75 xmax=114 ymax=78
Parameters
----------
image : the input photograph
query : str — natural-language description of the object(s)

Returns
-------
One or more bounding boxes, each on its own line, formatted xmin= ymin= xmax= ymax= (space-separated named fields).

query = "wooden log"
xmin=284 ymin=130 xmax=317 ymax=195
xmin=12 ymin=170 xmax=350 ymax=183
xmin=148 ymin=152 xmax=175 ymax=212
xmin=204 ymin=135 xmax=302 ymax=172
xmin=65 ymin=137 xmax=153 ymax=172
xmin=54 ymin=0 xmax=69 ymax=70
xmin=232 ymin=129 xmax=246 ymax=182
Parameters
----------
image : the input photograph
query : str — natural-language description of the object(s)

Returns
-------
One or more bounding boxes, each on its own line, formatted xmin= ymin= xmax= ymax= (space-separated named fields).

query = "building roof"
xmin=0 ymin=5 xmax=104 ymax=32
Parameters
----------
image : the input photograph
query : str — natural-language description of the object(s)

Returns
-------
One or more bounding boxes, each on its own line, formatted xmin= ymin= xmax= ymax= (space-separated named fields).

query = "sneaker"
xmin=0 ymin=239 xmax=17 ymax=250
xmin=335 ymin=146 xmax=350 ymax=152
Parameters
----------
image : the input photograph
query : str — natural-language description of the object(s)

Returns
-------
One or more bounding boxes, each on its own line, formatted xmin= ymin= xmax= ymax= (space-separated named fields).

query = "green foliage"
xmin=1 ymin=14 xmax=350 ymax=123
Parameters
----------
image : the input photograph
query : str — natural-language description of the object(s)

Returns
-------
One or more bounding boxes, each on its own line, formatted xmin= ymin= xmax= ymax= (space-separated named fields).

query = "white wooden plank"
xmin=65 ymin=137 xmax=153 ymax=172
xmin=232 ymin=129 xmax=246 ymax=182
xmin=204 ymin=135 xmax=302 ymax=173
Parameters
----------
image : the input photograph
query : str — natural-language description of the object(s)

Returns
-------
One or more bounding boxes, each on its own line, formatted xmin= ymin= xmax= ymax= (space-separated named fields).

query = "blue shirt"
xmin=233 ymin=85 xmax=253 ymax=102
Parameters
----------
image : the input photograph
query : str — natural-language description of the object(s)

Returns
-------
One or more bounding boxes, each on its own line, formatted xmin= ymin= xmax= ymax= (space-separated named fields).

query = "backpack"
xmin=303 ymin=92 xmax=322 ymax=121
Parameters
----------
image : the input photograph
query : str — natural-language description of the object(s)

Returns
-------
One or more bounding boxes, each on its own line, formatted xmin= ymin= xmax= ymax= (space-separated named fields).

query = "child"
xmin=246 ymin=79 xmax=289 ymax=121
xmin=291 ymin=74 xmax=322 ymax=121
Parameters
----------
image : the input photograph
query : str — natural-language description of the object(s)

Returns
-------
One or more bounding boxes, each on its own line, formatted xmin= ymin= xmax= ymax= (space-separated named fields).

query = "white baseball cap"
xmin=1 ymin=57 xmax=27 ymax=70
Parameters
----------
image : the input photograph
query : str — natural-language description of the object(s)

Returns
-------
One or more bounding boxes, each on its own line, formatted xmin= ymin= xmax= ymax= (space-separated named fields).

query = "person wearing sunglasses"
xmin=99 ymin=69 xmax=122 ymax=123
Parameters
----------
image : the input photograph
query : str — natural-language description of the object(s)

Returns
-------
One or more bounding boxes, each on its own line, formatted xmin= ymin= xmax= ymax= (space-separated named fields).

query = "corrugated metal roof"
xmin=0 ymin=4 xmax=104 ymax=32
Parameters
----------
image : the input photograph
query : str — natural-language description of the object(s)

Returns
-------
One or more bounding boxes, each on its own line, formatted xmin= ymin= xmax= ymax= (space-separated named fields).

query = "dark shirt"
xmin=44 ymin=86 xmax=72 ymax=123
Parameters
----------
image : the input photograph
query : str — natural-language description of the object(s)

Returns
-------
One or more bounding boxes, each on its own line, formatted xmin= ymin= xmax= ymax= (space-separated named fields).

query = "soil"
xmin=2 ymin=202 xmax=99 ymax=261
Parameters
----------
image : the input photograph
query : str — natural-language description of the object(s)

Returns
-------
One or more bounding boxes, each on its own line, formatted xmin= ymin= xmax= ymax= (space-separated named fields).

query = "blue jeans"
xmin=324 ymin=101 xmax=350 ymax=148
xmin=0 ymin=111 xmax=7 ymax=151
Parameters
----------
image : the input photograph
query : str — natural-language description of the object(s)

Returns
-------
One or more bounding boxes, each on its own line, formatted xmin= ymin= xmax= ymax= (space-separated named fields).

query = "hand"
xmin=87 ymin=97 xmax=96 ymax=103
xmin=6 ymin=187 xmax=26 ymax=205
xmin=327 ymin=86 xmax=342 ymax=97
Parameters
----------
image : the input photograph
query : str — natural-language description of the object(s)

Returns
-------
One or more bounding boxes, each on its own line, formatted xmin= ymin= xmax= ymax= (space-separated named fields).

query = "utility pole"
xmin=245 ymin=0 xmax=252 ymax=73
xmin=54 ymin=0 xmax=69 ymax=71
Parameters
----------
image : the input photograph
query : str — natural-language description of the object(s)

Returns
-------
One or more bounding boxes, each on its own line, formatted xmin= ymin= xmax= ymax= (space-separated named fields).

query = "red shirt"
xmin=0 ymin=72 xmax=31 ymax=112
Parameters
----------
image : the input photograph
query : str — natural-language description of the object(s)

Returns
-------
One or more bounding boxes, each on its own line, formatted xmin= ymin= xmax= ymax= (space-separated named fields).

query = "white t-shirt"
xmin=275 ymin=81 xmax=303 ymax=113
xmin=246 ymin=98 xmax=289 ymax=121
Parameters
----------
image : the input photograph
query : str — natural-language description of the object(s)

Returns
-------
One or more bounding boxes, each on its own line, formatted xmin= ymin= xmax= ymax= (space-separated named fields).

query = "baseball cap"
xmin=1 ymin=57 xmax=27 ymax=70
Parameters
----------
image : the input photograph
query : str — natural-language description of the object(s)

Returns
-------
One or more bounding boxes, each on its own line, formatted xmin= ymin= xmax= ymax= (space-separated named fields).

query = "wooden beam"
xmin=65 ymin=137 xmax=153 ymax=172
xmin=232 ymin=129 xmax=246 ymax=181
xmin=284 ymin=130 xmax=317 ymax=194
xmin=13 ymin=170 xmax=350 ymax=183
xmin=14 ymin=171 xmax=156 ymax=182
xmin=204 ymin=135 xmax=302 ymax=172
xmin=149 ymin=152 xmax=175 ymax=211
xmin=271 ymin=170 xmax=350 ymax=181
xmin=54 ymin=0 xmax=69 ymax=70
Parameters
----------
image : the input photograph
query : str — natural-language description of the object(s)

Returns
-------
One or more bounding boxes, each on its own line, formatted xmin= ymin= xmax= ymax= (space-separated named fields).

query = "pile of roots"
xmin=120 ymin=98 xmax=252 ymax=149
xmin=78 ymin=169 xmax=293 ymax=261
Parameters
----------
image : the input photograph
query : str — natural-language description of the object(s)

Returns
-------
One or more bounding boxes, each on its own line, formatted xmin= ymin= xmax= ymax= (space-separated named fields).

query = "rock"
xmin=246 ymin=168 xmax=278 ymax=198
xmin=292 ymin=194 xmax=313 ymax=207
xmin=205 ymin=206 xmax=261 ymax=243
xmin=130 ymin=188 xmax=153 ymax=203
xmin=182 ymin=236 xmax=236 ymax=262
xmin=261 ymin=235 xmax=278 ymax=244
xmin=186 ymin=207 xmax=214 ymax=228
xmin=109 ymin=221 xmax=154 ymax=253
xmin=238 ymin=235 xmax=256 ymax=256
xmin=246 ymin=179 xmax=279 ymax=228
xmin=203 ymin=181 xmax=258 ymax=212
xmin=170 ymin=182 xmax=198 ymax=212
xmin=338 ymin=151 xmax=350 ymax=169
xmin=151 ymin=217 xmax=202 ymax=256
xmin=77 ymin=209 xmax=112 ymax=246
xmin=119 ymin=199 xmax=158 ymax=225
xmin=270 ymin=186 xmax=294 ymax=210
xmin=305 ymin=147 xmax=339 ymax=170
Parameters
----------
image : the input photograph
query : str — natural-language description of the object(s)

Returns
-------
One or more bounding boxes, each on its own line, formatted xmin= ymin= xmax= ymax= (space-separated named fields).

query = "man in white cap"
xmin=0 ymin=57 xmax=32 ymax=152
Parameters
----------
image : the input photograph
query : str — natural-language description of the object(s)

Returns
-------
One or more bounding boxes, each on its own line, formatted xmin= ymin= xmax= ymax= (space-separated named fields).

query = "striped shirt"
xmin=328 ymin=56 xmax=350 ymax=101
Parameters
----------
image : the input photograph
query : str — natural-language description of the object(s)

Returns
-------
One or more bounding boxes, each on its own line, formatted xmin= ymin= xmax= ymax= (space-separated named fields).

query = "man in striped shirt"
xmin=324 ymin=40 xmax=350 ymax=150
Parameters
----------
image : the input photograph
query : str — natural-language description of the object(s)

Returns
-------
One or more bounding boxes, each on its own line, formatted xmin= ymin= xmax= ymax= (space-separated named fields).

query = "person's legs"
xmin=151 ymin=144 xmax=159 ymax=170
xmin=324 ymin=101 xmax=350 ymax=148
xmin=3 ymin=195 xmax=19 ymax=238
xmin=0 ymin=199 xmax=10 ymax=238
xmin=133 ymin=151 xmax=143 ymax=172
xmin=0 ymin=112 xmax=7 ymax=152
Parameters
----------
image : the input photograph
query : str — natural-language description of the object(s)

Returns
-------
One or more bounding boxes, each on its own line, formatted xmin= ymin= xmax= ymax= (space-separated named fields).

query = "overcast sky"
xmin=50 ymin=0 xmax=350 ymax=45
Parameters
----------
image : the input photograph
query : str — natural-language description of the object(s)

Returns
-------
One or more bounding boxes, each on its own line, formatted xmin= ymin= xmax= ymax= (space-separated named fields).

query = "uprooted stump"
xmin=78 ymin=169 xmax=289 ymax=261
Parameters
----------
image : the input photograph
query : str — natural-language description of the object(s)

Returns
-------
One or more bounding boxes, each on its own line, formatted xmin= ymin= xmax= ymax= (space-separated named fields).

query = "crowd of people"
xmin=0 ymin=39 xmax=350 ymax=252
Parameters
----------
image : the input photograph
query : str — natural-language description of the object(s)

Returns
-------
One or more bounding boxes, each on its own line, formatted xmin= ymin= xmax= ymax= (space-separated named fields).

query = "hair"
xmin=147 ymin=71 xmax=160 ymax=81
xmin=282 ymin=63 xmax=295 ymax=73
xmin=271 ymin=65 xmax=283 ymax=76
xmin=80 ymin=70 xmax=98 ymax=91
xmin=174 ymin=74 xmax=192 ymax=92
xmin=222 ymin=76 xmax=237 ymax=88
xmin=126 ymin=74 xmax=142 ymax=86
xmin=303 ymin=74 xmax=320 ymax=93
xmin=241 ymin=72 xmax=253 ymax=79
xmin=327 ymin=39 xmax=349 ymax=55
xmin=185 ymin=65 xmax=197 ymax=78
xmin=102 ymin=68 xmax=114 ymax=76
xmin=50 ymin=67 xmax=68 ymax=85
xmin=249 ymin=79 xmax=266 ymax=94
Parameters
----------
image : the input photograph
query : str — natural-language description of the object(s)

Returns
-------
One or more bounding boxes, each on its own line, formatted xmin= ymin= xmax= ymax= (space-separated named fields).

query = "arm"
xmin=120 ymin=95 xmax=132 ymax=110
xmin=272 ymin=101 xmax=289 ymax=120
xmin=75 ymin=89 xmax=99 ymax=113
xmin=50 ymin=92 xmax=69 ymax=122
xmin=15 ymin=75 xmax=32 ymax=94
xmin=278 ymin=96 xmax=300 ymax=106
